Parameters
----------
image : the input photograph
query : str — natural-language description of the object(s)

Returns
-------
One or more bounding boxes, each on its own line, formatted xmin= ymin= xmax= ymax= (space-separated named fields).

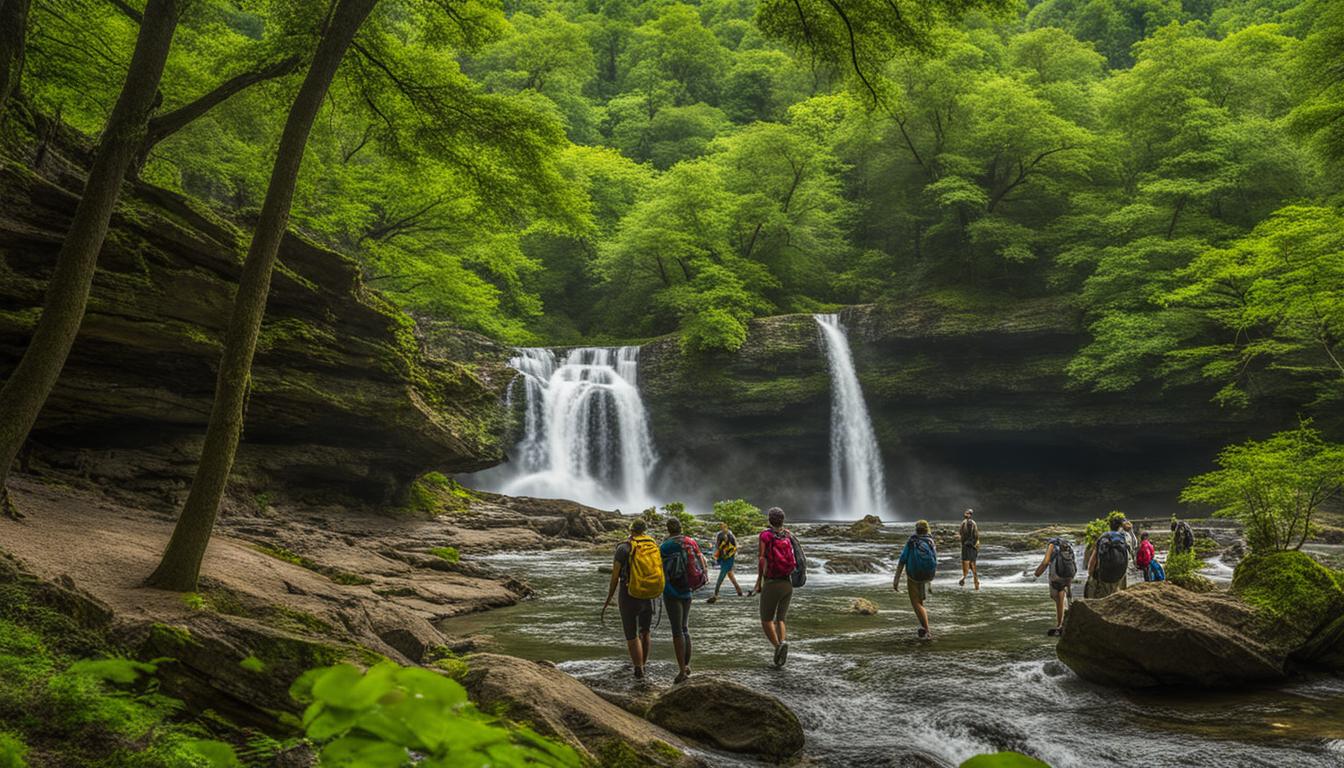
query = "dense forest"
xmin=18 ymin=0 xmax=1340 ymax=411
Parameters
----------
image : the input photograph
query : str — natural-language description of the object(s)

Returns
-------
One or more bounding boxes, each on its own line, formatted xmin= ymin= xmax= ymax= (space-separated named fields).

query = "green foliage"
xmin=0 ymin=732 xmax=27 ymax=768
xmin=1164 ymin=548 xmax=1205 ymax=581
xmin=1083 ymin=511 xmax=1128 ymax=546
xmin=287 ymin=662 xmax=583 ymax=767
xmin=960 ymin=752 xmax=1051 ymax=768
xmin=710 ymin=499 xmax=766 ymax=537
xmin=428 ymin=547 xmax=460 ymax=563
xmin=1182 ymin=422 xmax=1344 ymax=552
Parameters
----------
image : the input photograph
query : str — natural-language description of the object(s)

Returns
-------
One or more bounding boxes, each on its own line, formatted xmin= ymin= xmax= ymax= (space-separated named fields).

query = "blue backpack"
xmin=1148 ymin=559 xmax=1166 ymax=582
xmin=906 ymin=535 xmax=937 ymax=581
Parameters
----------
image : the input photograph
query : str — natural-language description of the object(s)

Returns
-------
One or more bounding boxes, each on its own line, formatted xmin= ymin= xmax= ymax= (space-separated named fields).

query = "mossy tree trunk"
xmin=0 ymin=0 xmax=181 ymax=520
xmin=0 ymin=0 xmax=31 ymax=119
xmin=146 ymin=0 xmax=379 ymax=590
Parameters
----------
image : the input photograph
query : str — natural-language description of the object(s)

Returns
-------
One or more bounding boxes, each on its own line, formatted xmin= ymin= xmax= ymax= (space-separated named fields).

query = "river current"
xmin=442 ymin=523 xmax=1344 ymax=768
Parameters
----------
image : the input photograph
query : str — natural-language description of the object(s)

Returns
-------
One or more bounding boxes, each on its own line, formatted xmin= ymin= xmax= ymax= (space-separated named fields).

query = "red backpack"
xmin=682 ymin=536 xmax=707 ymax=591
xmin=763 ymin=528 xmax=796 ymax=578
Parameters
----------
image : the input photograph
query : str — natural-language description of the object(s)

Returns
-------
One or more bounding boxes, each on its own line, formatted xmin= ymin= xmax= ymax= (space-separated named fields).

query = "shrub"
xmin=710 ymin=499 xmax=765 ymax=537
xmin=1083 ymin=510 xmax=1128 ymax=547
xmin=1232 ymin=550 xmax=1344 ymax=636
xmin=1182 ymin=422 xmax=1344 ymax=552
xmin=1164 ymin=548 xmax=1203 ymax=581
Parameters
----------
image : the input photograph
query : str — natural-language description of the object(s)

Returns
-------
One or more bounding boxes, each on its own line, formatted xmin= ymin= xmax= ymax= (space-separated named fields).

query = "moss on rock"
xmin=1232 ymin=550 xmax=1344 ymax=639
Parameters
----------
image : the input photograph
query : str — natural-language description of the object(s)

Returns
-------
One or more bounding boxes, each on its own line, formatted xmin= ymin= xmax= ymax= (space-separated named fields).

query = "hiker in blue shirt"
xmin=660 ymin=517 xmax=706 ymax=684
xmin=893 ymin=519 xmax=938 ymax=639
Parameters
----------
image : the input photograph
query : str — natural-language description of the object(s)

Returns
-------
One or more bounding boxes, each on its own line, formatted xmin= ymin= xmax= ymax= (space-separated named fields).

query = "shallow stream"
xmin=442 ymin=524 xmax=1344 ymax=767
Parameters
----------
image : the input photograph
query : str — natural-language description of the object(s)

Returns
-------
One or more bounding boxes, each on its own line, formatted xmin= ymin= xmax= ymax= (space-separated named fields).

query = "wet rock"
xmin=461 ymin=654 xmax=700 ymax=767
xmin=849 ymin=598 xmax=880 ymax=615
xmin=646 ymin=677 xmax=804 ymax=759
xmin=1220 ymin=540 xmax=1247 ymax=566
xmin=598 ymin=564 xmax=613 ymax=574
xmin=825 ymin=554 xmax=885 ymax=574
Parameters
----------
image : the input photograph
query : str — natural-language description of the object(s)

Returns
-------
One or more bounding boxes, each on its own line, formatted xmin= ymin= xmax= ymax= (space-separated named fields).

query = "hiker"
xmin=1171 ymin=518 xmax=1195 ymax=555
xmin=1086 ymin=516 xmax=1131 ymax=599
xmin=602 ymin=519 xmax=662 ymax=680
xmin=752 ymin=507 xmax=804 ymax=667
xmin=706 ymin=521 xmax=743 ymax=604
xmin=660 ymin=517 xmax=707 ymax=683
xmin=1033 ymin=536 xmax=1077 ymax=636
xmin=1136 ymin=531 xmax=1157 ymax=581
xmin=893 ymin=520 xmax=938 ymax=639
xmin=958 ymin=508 xmax=980 ymax=590
xmin=1121 ymin=520 xmax=1140 ymax=581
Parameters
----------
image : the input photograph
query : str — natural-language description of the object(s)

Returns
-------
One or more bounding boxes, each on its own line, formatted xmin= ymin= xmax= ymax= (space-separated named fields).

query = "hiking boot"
xmin=633 ymin=666 xmax=644 ymax=679
xmin=958 ymin=577 xmax=966 ymax=587
xmin=1047 ymin=626 xmax=1064 ymax=637
xmin=773 ymin=642 xmax=789 ymax=668
xmin=974 ymin=577 xmax=981 ymax=591
xmin=735 ymin=587 xmax=744 ymax=596
xmin=673 ymin=669 xmax=689 ymax=684
xmin=705 ymin=595 xmax=718 ymax=604
xmin=917 ymin=627 xmax=930 ymax=640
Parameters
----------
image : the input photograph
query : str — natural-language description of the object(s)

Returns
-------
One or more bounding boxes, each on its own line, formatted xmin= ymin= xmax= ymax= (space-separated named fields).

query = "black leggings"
xmin=617 ymin=589 xmax=653 ymax=642
xmin=663 ymin=595 xmax=692 ymax=663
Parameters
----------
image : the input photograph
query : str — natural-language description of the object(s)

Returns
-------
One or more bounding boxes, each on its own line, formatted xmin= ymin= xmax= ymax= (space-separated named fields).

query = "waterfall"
xmin=485 ymin=346 xmax=659 ymax=512
xmin=814 ymin=314 xmax=890 ymax=519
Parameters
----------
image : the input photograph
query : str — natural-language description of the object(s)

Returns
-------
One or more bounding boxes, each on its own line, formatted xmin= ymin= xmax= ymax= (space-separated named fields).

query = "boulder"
xmin=645 ymin=677 xmax=804 ymax=760
xmin=1057 ymin=582 xmax=1290 ymax=687
xmin=823 ymin=554 xmax=885 ymax=574
xmin=461 ymin=654 xmax=700 ymax=767
xmin=849 ymin=597 xmax=879 ymax=615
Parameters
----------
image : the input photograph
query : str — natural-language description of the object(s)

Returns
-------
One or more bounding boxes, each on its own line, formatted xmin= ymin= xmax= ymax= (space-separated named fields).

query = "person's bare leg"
xmin=728 ymin=570 xmax=742 ymax=594
xmin=909 ymin=590 xmax=930 ymax=632
xmin=775 ymin=620 xmax=787 ymax=644
xmin=761 ymin=620 xmax=780 ymax=647
xmin=625 ymin=637 xmax=644 ymax=669
xmin=671 ymin=634 xmax=688 ymax=674
xmin=971 ymin=561 xmax=980 ymax=590
xmin=1054 ymin=591 xmax=1066 ymax=629
xmin=639 ymin=631 xmax=651 ymax=663
xmin=960 ymin=560 xmax=968 ymax=586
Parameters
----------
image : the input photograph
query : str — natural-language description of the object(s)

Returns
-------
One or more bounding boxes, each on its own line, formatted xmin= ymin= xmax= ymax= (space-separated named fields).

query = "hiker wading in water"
xmin=1033 ymin=535 xmax=1077 ymax=636
xmin=706 ymin=521 xmax=743 ymax=604
xmin=1087 ymin=516 xmax=1131 ymax=599
xmin=602 ymin=519 xmax=662 ymax=680
xmin=660 ymin=517 xmax=707 ymax=684
xmin=958 ymin=508 xmax=980 ymax=590
xmin=894 ymin=520 xmax=938 ymax=639
xmin=753 ymin=507 xmax=802 ymax=667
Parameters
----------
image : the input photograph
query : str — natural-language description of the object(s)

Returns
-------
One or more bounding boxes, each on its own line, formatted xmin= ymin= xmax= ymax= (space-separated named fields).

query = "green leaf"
xmin=960 ymin=752 xmax=1052 ymax=768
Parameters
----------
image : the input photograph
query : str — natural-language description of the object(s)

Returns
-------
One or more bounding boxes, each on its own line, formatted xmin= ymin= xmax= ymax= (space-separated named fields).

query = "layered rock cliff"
xmin=0 ymin=146 xmax=508 ymax=508
xmin=639 ymin=297 xmax=1296 ymax=519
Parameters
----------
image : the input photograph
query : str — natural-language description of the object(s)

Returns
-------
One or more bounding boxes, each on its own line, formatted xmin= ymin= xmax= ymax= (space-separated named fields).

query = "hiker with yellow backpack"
xmin=602 ymin=518 xmax=663 ymax=680
xmin=705 ymin=521 xmax=743 ymax=604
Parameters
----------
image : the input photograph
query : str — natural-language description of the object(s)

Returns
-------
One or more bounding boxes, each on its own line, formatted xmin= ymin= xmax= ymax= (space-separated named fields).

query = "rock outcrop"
xmin=461 ymin=654 xmax=702 ymax=767
xmin=1058 ymin=552 xmax=1344 ymax=687
xmin=645 ymin=677 xmax=805 ymax=760
xmin=822 ymin=554 xmax=885 ymax=574
xmin=640 ymin=301 xmax=1298 ymax=518
xmin=0 ymin=145 xmax=509 ymax=508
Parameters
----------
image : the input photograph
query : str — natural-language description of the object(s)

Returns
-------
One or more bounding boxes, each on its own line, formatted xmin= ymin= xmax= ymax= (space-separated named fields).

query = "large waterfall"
xmin=814 ymin=314 xmax=890 ymax=519
xmin=483 ymin=347 xmax=659 ymax=512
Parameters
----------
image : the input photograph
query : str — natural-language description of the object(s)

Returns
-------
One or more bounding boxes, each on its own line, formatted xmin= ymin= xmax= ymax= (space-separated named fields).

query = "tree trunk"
xmin=0 ymin=0 xmax=33 ymax=121
xmin=0 ymin=0 xmax=180 ymax=520
xmin=146 ymin=0 xmax=378 ymax=590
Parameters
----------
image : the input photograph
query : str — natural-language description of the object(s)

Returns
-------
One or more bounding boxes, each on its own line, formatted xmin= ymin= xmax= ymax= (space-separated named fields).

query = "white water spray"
xmin=815 ymin=314 xmax=890 ymax=519
xmin=483 ymin=347 xmax=659 ymax=512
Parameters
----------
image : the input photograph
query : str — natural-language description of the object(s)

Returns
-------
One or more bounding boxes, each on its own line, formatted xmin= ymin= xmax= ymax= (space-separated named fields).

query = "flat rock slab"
xmin=646 ymin=677 xmax=805 ymax=759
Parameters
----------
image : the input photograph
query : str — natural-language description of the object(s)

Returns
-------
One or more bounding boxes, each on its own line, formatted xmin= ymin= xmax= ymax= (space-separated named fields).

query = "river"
xmin=442 ymin=523 xmax=1344 ymax=768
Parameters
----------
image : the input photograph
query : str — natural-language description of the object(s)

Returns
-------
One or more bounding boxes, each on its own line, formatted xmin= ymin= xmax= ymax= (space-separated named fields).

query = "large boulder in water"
xmin=646 ymin=678 xmax=804 ymax=759
xmin=823 ymin=554 xmax=885 ymax=574
xmin=460 ymin=654 xmax=701 ymax=767
xmin=1059 ymin=552 xmax=1344 ymax=687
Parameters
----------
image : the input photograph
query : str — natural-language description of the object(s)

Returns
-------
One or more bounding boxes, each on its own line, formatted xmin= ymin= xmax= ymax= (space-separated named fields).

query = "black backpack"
xmin=1177 ymin=522 xmax=1194 ymax=551
xmin=789 ymin=534 xmax=807 ymax=588
xmin=1049 ymin=537 xmax=1077 ymax=580
xmin=1095 ymin=532 xmax=1129 ymax=582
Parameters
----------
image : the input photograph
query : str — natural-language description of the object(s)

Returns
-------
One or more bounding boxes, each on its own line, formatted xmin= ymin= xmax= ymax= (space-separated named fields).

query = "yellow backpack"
xmin=626 ymin=535 xmax=664 ymax=599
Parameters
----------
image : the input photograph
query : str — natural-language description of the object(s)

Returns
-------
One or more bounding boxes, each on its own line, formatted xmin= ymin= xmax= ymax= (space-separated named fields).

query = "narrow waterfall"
xmin=487 ymin=346 xmax=659 ymax=512
xmin=814 ymin=314 xmax=890 ymax=519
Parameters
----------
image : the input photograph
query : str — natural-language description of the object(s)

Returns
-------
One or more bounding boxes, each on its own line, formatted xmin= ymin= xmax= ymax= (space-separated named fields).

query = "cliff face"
xmin=640 ymin=297 xmax=1294 ymax=520
xmin=0 ymin=158 xmax=508 ymax=508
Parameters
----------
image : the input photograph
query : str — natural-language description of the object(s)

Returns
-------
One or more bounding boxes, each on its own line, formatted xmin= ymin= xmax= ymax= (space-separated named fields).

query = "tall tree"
xmin=0 ymin=0 xmax=182 ymax=520
xmin=0 ymin=0 xmax=32 ymax=117
xmin=146 ymin=0 xmax=379 ymax=590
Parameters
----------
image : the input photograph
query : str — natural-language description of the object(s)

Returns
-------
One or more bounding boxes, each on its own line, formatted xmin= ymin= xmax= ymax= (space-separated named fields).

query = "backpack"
xmin=959 ymin=519 xmax=977 ymax=545
xmin=1148 ymin=558 xmax=1166 ymax=582
xmin=664 ymin=535 xmax=707 ymax=593
xmin=1095 ymin=531 xmax=1129 ymax=582
xmin=788 ymin=534 xmax=807 ymax=588
xmin=906 ymin=535 xmax=937 ymax=582
xmin=625 ymin=535 xmax=664 ymax=600
xmin=1176 ymin=522 xmax=1194 ymax=551
xmin=763 ymin=528 xmax=797 ymax=579
xmin=1048 ymin=537 xmax=1077 ymax=580
xmin=717 ymin=533 xmax=737 ymax=560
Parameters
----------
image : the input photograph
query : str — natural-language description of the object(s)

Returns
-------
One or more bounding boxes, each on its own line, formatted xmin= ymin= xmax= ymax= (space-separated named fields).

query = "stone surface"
xmin=645 ymin=677 xmax=805 ymax=759
xmin=461 ymin=653 xmax=701 ymax=767
xmin=849 ymin=597 xmax=879 ymax=615
xmin=823 ymin=554 xmax=885 ymax=574
xmin=0 ymin=151 xmax=508 ymax=508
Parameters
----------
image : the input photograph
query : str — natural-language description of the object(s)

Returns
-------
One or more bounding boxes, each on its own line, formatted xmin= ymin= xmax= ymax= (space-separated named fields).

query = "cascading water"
xmin=814 ymin=314 xmax=890 ymax=519
xmin=480 ymin=347 xmax=659 ymax=512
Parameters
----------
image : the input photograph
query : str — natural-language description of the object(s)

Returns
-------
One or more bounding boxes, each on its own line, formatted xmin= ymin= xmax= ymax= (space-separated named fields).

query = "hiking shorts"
xmin=663 ymin=595 xmax=691 ymax=638
xmin=961 ymin=544 xmax=978 ymax=563
xmin=908 ymin=578 xmax=930 ymax=602
xmin=1091 ymin=578 xmax=1123 ymax=599
xmin=1049 ymin=579 xmax=1073 ymax=599
xmin=617 ymin=588 xmax=653 ymax=641
xmin=718 ymin=556 xmax=735 ymax=572
xmin=760 ymin=578 xmax=792 ymax=622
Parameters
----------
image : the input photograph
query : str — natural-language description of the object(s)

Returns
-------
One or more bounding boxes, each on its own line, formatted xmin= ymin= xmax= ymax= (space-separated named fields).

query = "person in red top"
xmin=1135 ymin=531 xmax=1157 ymax=581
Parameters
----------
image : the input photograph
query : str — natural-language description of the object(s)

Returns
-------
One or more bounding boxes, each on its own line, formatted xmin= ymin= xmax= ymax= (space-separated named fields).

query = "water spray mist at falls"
xmin=482 ymin=347 xmax=659 ymax=511
xmin=815 ymin=314 xmax=890 ymax=519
